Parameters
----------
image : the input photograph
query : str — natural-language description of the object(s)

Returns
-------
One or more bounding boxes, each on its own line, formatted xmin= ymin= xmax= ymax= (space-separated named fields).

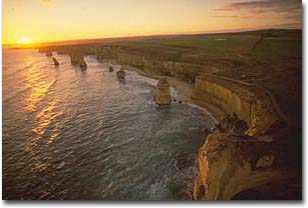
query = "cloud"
xmin=211 ymin=15 xmax=250 ymax=19
xmin=216 ymin=0 xmax=301 ymax=14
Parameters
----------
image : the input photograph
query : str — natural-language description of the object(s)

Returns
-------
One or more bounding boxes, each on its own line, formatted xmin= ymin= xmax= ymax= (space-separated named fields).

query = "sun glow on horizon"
xmin=18 ymin=37 xmax=31 ymax=45
xmin=3 ymin=0 xmax=302 ymax=45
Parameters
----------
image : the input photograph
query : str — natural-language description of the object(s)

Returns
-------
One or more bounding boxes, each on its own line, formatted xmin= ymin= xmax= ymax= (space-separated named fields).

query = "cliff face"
xmin=117 ymin=52 xmax=202 ymax=83
xmin=193 ymin=133 xmax=301 ymax=200
xmin=192 ymin=75 xmax=281 ymax=136
xmin=192 ymin=75 xmax=301 ymax=200
xmin=108 ymin=48 xmax=300 ymax=200
xmin=44 ymin=44 xmax=300 ymax=200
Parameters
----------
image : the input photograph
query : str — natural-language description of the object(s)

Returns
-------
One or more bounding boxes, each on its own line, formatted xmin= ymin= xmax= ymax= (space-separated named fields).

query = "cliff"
xmin=193 ymin=133 xmax=301 ymax=200
xmin=116 ymin=52 xmax=203 ymax=83
xmin=39 ymin=36 xmax=301 ymax=200
xmin=93 ymin=47 xmax=301 ymax=200
xmin=192 ymin=74 xmax=284 ymax=136
xmin=192 ymin=74 xmax=301 ymax=200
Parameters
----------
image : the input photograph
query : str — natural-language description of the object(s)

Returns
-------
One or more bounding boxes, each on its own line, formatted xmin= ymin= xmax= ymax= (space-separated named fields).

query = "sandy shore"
xmin=124 ymin=65 xmax=223 ymax=123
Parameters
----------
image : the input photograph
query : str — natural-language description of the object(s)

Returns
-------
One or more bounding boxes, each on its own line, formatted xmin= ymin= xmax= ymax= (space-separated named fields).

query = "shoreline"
xmin=123 ymin=64 xmax=221 ymax=124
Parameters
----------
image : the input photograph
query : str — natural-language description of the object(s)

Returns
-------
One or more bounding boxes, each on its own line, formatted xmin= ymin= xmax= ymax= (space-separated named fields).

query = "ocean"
xmin=2 ymin=48 xmax=215 ymax=200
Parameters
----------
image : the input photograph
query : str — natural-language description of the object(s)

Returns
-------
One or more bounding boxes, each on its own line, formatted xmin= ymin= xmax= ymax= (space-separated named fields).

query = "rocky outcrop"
xmin=109 ymin=66 xmax=114 ymax=72
xmin=52 ymin=57 xmax=60 ymax=66
xmin=46 ymin=51 xmax=52 ymax=57
xmin=116 ymin=69 xmax=126 ymax=79
xmin=192 ymin=74 xmax=301 ymax=200
xmin=193 ymin=133 xmax=301 ymax=200
xmin=218 ymin=113 xmax=248 ymax=135
xmin=154 ymin=78 xmax=171 ymax=105
xmin=192 ymin=74 xmax=282 ymax=136
xmin=70 ymin=54 xmax=87 ymax=70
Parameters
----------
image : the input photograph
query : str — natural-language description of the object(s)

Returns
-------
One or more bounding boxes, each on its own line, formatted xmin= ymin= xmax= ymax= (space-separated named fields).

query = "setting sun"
xmin=18 ymin=37 xmax=31 ymax=44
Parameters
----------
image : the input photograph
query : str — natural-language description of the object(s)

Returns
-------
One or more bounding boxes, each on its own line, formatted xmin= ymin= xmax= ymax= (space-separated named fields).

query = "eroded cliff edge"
xmin=192 ymin=75 xmax=301 ymax=200
xmin=113 ymin=50 xmax=301 ymax=200
xmin=39 ymin=31 xmax=302 ymax=199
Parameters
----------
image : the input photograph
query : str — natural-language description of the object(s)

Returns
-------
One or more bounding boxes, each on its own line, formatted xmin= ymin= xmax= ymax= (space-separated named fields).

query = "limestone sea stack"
xmin=79 ymin=60 xmax=87 ymax=71
xmin=70 ymin=53 xmax=87 ymax=70
xmin=154 ymin=78 xmax=171 ymax=105
xmin=109 ymin=66 xmax=114 ymax=72
xmin=117 ymin=69 xmax=126 ymax=79
xmin=46 ymin=51 xmax=52 ymax=57
xmin=52 ymin=57 xmax=60 ymax=66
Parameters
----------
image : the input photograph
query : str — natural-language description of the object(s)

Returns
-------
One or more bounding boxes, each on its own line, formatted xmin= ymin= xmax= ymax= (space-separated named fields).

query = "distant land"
xmin=4 ymin=26 xmax=301 ymax=48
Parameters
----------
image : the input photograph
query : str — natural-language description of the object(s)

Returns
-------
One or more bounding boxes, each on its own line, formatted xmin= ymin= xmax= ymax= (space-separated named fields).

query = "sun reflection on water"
xmin=25 ymin=80 xmax=56 ymax=112
xmin=25 ymin=100 xmax=64 ymax=172
xmin=22 ymin=63 xmax=64 ymax=172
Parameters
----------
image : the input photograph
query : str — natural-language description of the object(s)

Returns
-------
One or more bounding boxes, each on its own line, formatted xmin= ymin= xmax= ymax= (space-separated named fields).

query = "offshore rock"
xmin=79 ymin=61 xmax=87 ymax=71
xmin=52 ymin=57 xmax=60 ymax=66
xmin=154 ymin=78 xmax=171 ymax=105
xmin=109 ymin=66 xmax=114 ymax=72
xmin=70 ymin=53 xmax=87 ymax=70
xmin=46 ymin=51 xmax=52 ymax=57
xmin=116 ymin=69 xmax=126 ymax=79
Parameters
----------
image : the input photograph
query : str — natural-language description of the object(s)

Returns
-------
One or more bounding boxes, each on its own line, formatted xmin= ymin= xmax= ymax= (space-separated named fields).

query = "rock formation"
xmin=117 ymin=52 xmax=201 ymax=83
xmin=154 ymin=78 xmax=171 ymax=105
xmin=116 ymin=69 xmax=126 ymax=79
xmin=79 ymin=60 xmax=87 ymax=71
xmin=70 ymin=53 xmax=87 ymax=70
xmin=193 ymin=132 xmax=301 ymax=200
xmin=193 ymin=74 xmax=301 ymax=200
xmin=218 ymin=113 xmax=248 ymax=135
xmin=52 ymin=57 xmax=60 ymax=67
xmin=192 ymin=74 xmax=281 ymax=136
xmin=46 ymin=51 xmax=52 ymax=57
xmin=37 ymin=42 xmax=301 ymax=200
xmin=109 ymin=66 xmax=114 ymax=72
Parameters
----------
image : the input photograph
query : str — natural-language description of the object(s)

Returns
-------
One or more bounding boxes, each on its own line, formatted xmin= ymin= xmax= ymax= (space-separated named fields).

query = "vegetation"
xmin=39 ymin=29 xmax=302 ymax=127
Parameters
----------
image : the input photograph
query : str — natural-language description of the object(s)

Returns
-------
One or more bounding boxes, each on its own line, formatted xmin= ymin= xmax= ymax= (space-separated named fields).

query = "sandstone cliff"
xmin=193 ymin=132 xmax=301 ymax=200
xmin=116 ymin=52 xmax=202 ymax=83
xmin=192 ymin=74 xmax=301 ymax=200
xmin=96 ymin=48 xmax=300 ymax=200
xmin=39 ymin=43 xmax=301 ymax=200
xmin=192 ymin=74 xmax=282 ymax=136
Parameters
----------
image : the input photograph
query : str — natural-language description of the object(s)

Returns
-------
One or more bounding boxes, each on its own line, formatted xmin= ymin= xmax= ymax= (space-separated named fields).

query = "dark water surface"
xmin=2 ymin=48 xmax=215 ymax=200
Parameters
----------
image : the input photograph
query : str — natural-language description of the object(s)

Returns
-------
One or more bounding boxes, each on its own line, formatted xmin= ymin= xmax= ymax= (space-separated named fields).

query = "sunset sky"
xmin=3 ymin=0 xmax=302 ymax=45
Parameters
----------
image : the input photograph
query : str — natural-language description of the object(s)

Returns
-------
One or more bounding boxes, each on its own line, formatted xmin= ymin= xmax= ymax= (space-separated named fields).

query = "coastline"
xmin=123 ymin=64 xmax=221 ymax=124
xmin=123 ymin=63 xmax=301 ymax=200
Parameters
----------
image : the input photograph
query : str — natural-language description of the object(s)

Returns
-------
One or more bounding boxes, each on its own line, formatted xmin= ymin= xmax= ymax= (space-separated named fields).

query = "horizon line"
xmin=3 ymin=25 xmax=302 ymax=47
